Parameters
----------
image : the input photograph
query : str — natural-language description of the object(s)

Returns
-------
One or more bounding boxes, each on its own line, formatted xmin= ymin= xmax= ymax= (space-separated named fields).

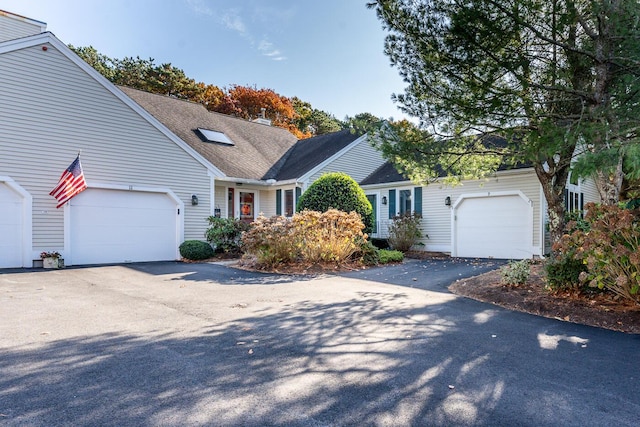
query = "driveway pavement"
xmin=0 ymin=259 xmax=638 ymax=426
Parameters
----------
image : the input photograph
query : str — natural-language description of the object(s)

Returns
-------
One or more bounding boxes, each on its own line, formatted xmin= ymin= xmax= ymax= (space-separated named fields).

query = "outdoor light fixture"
xmin=382 ymin=196 xmax=388 ymax=205
xmin=191 ymin=194 xmax=199 ymax=206
xmin=445 ymin=196 xmax=451 ymax=206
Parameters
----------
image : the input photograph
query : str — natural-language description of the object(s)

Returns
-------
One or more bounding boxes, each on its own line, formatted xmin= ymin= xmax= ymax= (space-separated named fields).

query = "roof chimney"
xmin=252 ymin=107 xmax=272 ymax=126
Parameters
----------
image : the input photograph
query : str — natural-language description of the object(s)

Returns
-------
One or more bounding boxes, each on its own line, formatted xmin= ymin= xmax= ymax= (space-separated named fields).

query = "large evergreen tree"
xmin=368 ymin=0 xmax=640 ymax=245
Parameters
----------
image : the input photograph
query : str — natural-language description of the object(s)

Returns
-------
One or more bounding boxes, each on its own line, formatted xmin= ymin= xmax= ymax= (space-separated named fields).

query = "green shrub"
xmin=378 ymin=249 xmax=404 ymax=264
xmin=500 ymin=259 xmax=531 ymax=285
xmin=387 ymin=212 xmax=424 ymax=252
xmin=296 ymin=172 xmax=374 ymax=234
xmin=205 ymin=216 xmax=250 ymax=254
xmin=354 ymin=237 xmax=380 ymax=266
xmin=545 ymin=253 xmax=587 ymax=291
xmin=179 ymin=240 xmax=215 ymax=260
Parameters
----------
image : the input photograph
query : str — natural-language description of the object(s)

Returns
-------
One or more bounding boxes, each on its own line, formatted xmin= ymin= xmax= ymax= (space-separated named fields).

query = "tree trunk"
xmin=534 ymin=162 xmax=571 ymax=251
xmin=595 ymin=154 xmax=624 ymax=205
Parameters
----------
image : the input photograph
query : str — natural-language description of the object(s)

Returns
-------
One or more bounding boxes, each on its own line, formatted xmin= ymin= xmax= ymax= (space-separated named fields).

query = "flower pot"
xmin=43 ymin=257 xmax=60 ymax=269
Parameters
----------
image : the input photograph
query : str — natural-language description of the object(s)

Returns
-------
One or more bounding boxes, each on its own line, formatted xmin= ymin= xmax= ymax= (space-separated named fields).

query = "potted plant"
xmin=40 ymin=251 xmax=62 ymax=269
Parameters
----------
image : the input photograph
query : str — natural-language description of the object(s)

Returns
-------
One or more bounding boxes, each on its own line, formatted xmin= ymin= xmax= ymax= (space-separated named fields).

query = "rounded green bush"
xmin=378 ymin=249 xmax=404 ymax=264
xmin=545 ymin=253 xmax=587 ymax=290
xmin=297 ymin=172 xmax=374 ymax=233
xmin=179 ymin=240 xmax=215 ymax=260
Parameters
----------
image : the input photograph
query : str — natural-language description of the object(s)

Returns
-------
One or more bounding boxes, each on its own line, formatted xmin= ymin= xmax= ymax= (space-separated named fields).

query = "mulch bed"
xmin=449 ymin=263 xmax=640 ymax=334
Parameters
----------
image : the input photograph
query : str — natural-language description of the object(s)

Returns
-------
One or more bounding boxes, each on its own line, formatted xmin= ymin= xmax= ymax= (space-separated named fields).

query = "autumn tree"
xmin=192 ymin=83 xmax=226 ymax=109
xmin=211 ymin=85 xmax=311 ymax=138
xmin=368 ymin=0 xmax=640 ymax=245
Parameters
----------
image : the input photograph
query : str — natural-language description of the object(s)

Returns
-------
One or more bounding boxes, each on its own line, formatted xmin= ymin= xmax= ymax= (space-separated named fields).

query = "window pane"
xmin=399 ymin=189 xmax=411 ymax=214
xmin=228 ymin=188 xmax=234 ymax=218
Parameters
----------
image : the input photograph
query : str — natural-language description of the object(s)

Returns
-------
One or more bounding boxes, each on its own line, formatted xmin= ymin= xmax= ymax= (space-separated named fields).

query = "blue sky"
xmin=3 ymin=0 xmax=410 ymax=122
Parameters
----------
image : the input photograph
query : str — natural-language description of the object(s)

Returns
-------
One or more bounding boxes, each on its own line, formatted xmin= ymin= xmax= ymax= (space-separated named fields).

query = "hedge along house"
xmin=360 ymin=157 xmax=601 ymax=259
xmin=0 ymin=11 xmax=221 ymax=267
xmin=120 ymin=88 xmax=389 ymax=223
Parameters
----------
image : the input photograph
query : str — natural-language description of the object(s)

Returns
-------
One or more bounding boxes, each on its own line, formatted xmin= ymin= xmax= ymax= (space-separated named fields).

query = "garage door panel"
xmin=70 ymin=189 xmax=178 ymax=265
xmin=0 ymin=183 xmax=23 ymax=268
xmin=455 ymin=195 xmax=531 ymax=259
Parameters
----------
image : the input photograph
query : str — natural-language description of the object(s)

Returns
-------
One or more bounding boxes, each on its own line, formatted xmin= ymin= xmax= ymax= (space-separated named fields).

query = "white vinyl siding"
xmin=214 ymin=186 xmax=227 ymax=217
xmin=259 ymin=189 xmax=276 ymax=217
xmin=0 ymin=42 xmax=211 ymax=260
xmin=307 ymin=138 xmax=386 ymax=183
xmin=580 ymin=177 xmax=601 ymax=205
xmin=0 ymin=14 xmax=44 ymax=42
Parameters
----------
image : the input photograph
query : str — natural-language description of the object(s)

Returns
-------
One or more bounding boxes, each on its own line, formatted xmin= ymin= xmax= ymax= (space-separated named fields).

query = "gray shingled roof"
xmin=360 ymin=161 xmax=409 ymax=185
xmin=120 ymin=86 xmax=298 ymax=180
xmin=267 ymin=129 xmax=361 ymax=180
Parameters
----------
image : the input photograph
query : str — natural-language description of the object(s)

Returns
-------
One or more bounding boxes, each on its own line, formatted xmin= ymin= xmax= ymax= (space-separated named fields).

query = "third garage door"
xmin=454 ymin=194 xmax=531 ymax=259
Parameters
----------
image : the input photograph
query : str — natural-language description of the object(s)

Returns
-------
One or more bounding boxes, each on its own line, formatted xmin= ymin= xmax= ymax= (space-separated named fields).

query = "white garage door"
xmin=70 ymin=189 xmax=178 ymax=265
xmin=0 ymin=182 xmax=23 ymax=268
xmin=455 ymin=194 xmax=531 ymax=259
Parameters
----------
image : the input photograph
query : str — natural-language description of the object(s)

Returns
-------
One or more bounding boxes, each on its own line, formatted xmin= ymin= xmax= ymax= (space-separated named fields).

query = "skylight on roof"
xmin=197 ymin=128 xmax=234 ymax=145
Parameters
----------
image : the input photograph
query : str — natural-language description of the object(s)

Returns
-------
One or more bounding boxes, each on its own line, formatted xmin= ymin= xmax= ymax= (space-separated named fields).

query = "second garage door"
xmin=454 ymin=194 xmax=532 ymax=259
xmin=69 ymin=188 xmax=179 ymax=265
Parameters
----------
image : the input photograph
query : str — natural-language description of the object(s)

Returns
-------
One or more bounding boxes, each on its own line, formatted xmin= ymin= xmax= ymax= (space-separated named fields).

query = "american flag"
xmin=49 ymin=155 xmax=88 ymax=208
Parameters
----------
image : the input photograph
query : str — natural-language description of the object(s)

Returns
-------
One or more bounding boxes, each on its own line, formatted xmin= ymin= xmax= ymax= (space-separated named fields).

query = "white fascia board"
xmin=0 ymin=32 xmax=225 ymax=178
xmin=297 ymin=133 xmax=370 ymax=182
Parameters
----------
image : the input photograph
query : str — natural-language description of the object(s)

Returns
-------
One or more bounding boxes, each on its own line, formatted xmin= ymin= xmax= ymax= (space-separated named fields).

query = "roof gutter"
xmin=215 ymin=177 xmax=300 ymax=186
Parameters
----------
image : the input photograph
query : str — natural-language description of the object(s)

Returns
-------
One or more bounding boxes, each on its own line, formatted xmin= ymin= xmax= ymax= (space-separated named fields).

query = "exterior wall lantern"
xmin=445 ymin=196 xmax=451 ymax=206
xmin=191 ymin=194 xmax=199 ymax=206
xmin=381 ymin=196 xmax=388 ymax=205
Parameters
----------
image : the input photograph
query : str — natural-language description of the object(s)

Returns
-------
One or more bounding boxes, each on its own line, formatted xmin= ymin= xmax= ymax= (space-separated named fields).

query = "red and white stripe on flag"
xmin=49 ymin=156 xmax=88 ymax=208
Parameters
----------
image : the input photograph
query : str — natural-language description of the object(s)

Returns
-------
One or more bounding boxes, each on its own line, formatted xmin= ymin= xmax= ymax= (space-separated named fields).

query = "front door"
xmin=239 ymin=191 xmax=255 ymax=223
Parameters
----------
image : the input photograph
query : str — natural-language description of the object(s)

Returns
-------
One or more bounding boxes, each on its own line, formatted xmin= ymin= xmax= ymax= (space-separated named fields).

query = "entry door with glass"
xmin=239 ymin=191 xmax=255 ymax=223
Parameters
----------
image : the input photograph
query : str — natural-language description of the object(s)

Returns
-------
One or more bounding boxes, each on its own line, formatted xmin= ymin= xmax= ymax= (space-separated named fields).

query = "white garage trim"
xmin=63 ymin=182 xmax=184 ymax=265
xmin=451 ymin=190 xmax=534 ymax=259
xmin=0 ymin=176 xmax=32 ymax=268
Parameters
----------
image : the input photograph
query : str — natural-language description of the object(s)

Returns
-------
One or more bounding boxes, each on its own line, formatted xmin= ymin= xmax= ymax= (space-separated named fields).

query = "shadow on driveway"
xmin=337 ymin=258 xmax=508 ymax=292
xmin=1 ymin=287 xmax=637 ymax=426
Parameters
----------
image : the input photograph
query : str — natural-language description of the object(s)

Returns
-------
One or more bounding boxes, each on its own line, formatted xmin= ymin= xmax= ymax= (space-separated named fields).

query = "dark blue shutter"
xmin=276 ymin=189 xmax=282 ymax=215
xmin=388 ymin=189 xmax=396 ymax=219
xmin=413 ymin=187 xmax=422 ymax=215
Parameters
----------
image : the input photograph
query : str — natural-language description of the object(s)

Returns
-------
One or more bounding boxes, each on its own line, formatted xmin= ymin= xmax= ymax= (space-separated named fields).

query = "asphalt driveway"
xmin=0 ymin=259 xmax=638 ymax=426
